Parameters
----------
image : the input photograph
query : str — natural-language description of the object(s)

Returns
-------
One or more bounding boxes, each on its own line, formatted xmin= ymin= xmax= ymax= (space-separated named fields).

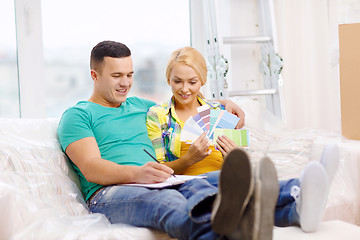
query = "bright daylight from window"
xmin=0 ymin=0 xmax=190 ymax=118
xmin=41 ymin=0 xmax=190 ymax=117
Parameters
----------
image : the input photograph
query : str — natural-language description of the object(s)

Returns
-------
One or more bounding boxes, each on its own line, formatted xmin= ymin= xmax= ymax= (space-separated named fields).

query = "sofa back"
xmin=0 ymin=118 xmax=87 ymax=217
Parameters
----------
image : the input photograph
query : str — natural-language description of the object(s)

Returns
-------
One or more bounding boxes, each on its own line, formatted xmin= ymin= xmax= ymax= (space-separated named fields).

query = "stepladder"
xmin=202 ymin=0 xmax=285 ymax=121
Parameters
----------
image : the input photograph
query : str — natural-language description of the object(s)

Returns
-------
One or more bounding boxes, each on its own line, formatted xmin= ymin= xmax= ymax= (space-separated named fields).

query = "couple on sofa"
xmin=57 ymin=40 xmax=339 ymax=240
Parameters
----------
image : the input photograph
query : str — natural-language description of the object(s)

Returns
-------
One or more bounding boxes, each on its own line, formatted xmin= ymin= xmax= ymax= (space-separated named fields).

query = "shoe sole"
xmin=211 ymin=148 xmax=254 ymax=235
xmin=255 ymin=157 xmax=279 ymax=240
xmin=299 ymin=162 xmax=328 ymax=233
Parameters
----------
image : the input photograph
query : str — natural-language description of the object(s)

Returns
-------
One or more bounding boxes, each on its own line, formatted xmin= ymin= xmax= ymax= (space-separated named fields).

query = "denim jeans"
xmin=88 ymin=177 xmax=220 ymax=240
xmin=88 ymin=171 xmax=300 ymax=239
xmin=201 ymin=171 xmax=300 ymax=227
xmin=275 ymin=179 xmax=300 ymax=227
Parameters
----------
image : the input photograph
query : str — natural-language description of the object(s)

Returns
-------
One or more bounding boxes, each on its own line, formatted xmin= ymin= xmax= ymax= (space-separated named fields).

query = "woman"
xmin=146 ymin=46 xmax=239 ymax=175
xmin=146 ymin=46 xmax=339 ymax=232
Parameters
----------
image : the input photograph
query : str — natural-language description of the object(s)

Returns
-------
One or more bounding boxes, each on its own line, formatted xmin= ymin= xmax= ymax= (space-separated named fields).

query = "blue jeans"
xmin=88 ymin=177 xmax=220 ymax=240
xmin=201 ymin=171 xmax=300 ymax=227
xmin=275 ymin=178 xmax=300 ymax=227
xmin=88 ymin=171 xmax=300 ymax=240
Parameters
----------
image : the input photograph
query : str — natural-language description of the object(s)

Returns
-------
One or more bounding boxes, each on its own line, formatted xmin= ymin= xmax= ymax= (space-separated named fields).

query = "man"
xmin=57 ymin=40 xmax=277 ymax=240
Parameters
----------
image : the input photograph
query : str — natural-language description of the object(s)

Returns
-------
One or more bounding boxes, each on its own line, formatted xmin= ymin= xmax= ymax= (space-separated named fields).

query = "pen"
xmin=143 ymin=148 xmax=176 ymax=178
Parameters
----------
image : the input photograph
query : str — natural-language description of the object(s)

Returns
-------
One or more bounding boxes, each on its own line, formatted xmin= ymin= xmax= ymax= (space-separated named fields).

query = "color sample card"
xmin=208 ymin=110 xmax=240 ymax=139
xmin=192 ymin=114 xmax=207 ymax=132
xmin=213 ymin=129 xmax=249 ymax=147
xmin=217 ymin=111 xmax=241 ymax=129
xmin=196 ymin=105 xmax=211 ymax=131
xmin=181 ymin=117 xmax=205 ymax=142
xmin=180 ymin=108 xmax=249 ymax=147
xmin=209 ymin=109 xmax=221 ymax=134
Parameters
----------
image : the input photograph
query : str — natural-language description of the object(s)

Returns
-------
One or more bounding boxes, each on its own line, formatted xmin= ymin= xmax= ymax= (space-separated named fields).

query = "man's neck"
xmin=88 ymin=94 xmax=121 ymax=108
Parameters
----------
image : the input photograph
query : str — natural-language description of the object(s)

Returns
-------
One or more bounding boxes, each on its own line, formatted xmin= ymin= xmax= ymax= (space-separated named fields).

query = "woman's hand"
xmin=216 ymin=135 xmax=239 ymax=158
xmin=185 ymin=131 xmax=212 ymax=165
xmin=221 ymin=100 xmax=245 ymax=129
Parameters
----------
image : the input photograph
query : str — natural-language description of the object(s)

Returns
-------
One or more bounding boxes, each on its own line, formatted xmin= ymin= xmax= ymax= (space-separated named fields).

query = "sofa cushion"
xmin=0 ymin=118 xmax=88 ymax=216
xmin=0 ymin=118 xmax=174 ymax=239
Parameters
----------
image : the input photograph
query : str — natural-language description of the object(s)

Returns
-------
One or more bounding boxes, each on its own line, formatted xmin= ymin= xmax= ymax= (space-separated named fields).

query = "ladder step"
xmin=223 ymin=36 xmax=272 ymax=44
xmin=229 ymin=89 xmax=277 ymax=96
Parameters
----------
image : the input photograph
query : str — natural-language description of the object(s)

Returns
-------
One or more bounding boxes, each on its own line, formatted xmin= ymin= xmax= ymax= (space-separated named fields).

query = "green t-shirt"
xmin=57 ymin=96 xmax=157 ymax=201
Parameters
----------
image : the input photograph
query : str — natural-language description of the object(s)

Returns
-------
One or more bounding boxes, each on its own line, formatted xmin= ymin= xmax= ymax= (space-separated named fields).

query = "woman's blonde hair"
xmin=166 ymin=47 xmax=207 ymax=87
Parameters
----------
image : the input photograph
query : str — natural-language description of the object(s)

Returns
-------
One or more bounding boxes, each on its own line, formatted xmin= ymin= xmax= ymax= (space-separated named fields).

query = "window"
xmin=41 ymin=0 xmax=190 ymax=117
xmin=0 ymin=1 xmax=19 ymax=117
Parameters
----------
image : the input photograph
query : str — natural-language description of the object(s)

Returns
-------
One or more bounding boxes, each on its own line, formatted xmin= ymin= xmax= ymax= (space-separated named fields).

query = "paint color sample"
xmin=180 ymin=109 xmax=249 ymax=146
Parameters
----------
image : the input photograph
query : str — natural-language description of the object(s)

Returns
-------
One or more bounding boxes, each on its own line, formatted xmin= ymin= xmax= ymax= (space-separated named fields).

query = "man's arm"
xmin=65 ymin=137 xmax=174 ymax=186
xmin=217 ymin=99 xmax=245 ymax=129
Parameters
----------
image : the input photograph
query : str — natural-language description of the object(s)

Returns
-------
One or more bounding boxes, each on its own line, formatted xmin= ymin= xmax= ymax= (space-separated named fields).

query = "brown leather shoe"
xmin=226 ymin=156 xmax=279 ymax=240
xmin=256 ymin=157 xmax=279 ymax=240
xmin=211 ymin=148 xmax=254 ymax=235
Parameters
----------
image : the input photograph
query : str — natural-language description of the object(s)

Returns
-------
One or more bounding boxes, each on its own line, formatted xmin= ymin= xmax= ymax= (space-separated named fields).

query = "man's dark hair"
xmin=90 ymin=40 xmax=131 ymax=71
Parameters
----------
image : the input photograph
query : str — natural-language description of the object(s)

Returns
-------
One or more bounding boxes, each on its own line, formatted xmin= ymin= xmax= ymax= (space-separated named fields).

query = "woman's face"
xmin=169 ymin=63 xmax=202 ymax=107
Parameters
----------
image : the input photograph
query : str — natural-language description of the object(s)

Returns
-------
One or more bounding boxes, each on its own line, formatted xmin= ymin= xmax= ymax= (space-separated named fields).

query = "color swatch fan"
xmin=180 ymin=105 xmax=249 ymax=147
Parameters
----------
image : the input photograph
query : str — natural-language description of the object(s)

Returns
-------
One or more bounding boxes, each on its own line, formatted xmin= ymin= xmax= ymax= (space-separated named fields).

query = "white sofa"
xmin=0 ymin=118 xmax=173 ymax=240
xmin=1 ymin=100 xmax=360 ymax=239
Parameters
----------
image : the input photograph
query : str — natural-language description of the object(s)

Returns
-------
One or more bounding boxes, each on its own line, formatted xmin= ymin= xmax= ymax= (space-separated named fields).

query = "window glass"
xmin=0 ymin=1 xmax=19 ymax=117
xmin=41 ymin=0 xmax=190 ymax=117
